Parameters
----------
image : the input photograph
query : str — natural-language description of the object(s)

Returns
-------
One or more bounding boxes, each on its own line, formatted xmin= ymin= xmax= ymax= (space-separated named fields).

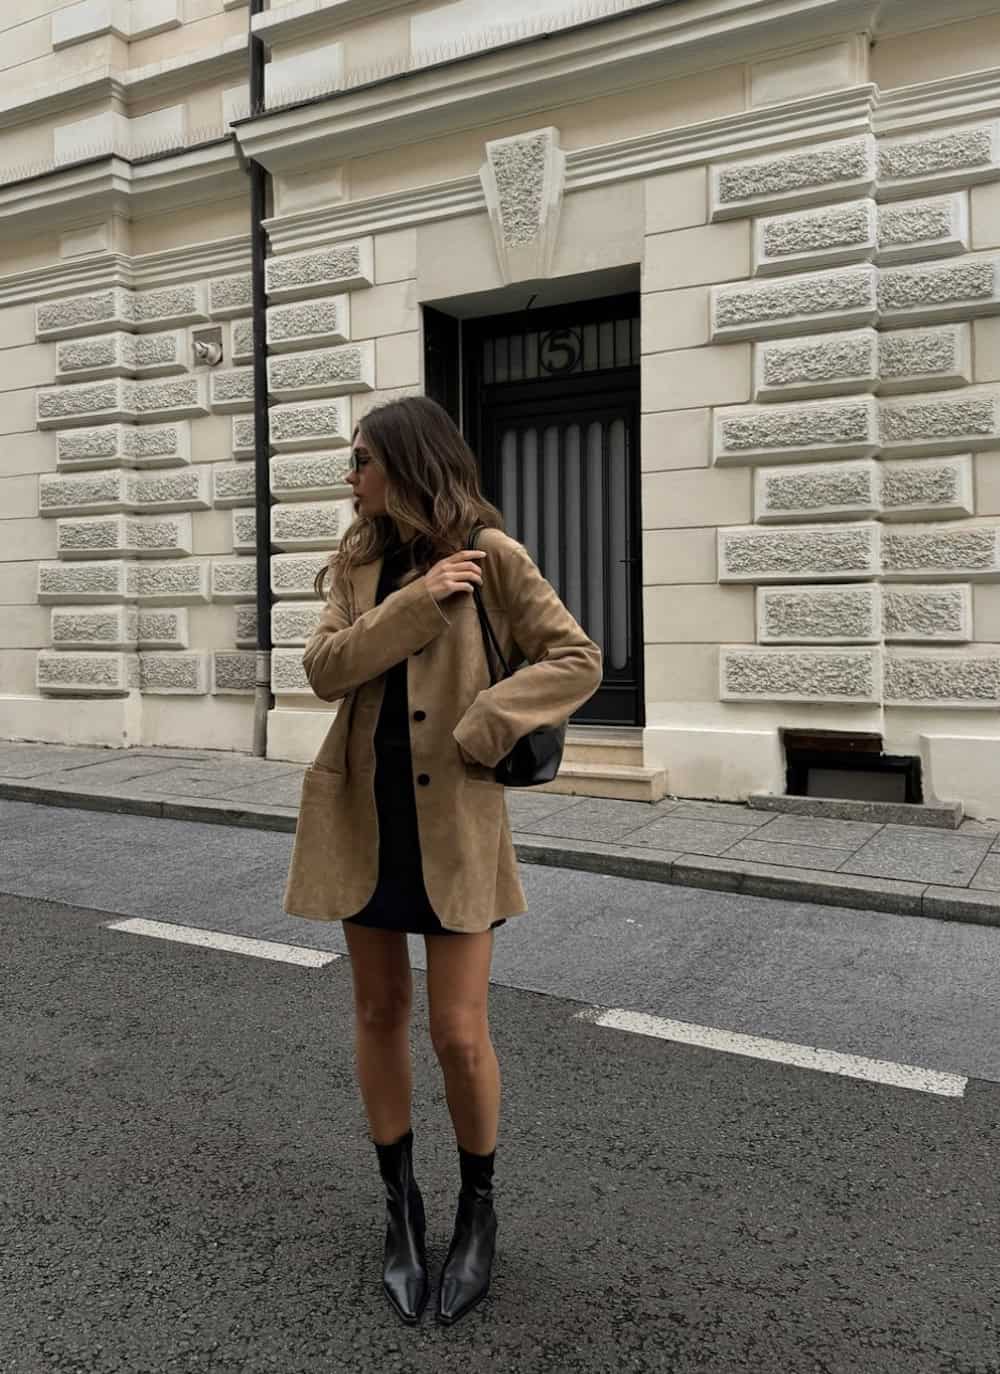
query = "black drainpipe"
xmin=248 ymin=0 xmax=272 ymax=758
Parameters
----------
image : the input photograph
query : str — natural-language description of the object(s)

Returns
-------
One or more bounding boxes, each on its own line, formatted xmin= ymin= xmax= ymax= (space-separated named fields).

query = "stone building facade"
xmin=4 ymin=0 xmax=1000 ymax=815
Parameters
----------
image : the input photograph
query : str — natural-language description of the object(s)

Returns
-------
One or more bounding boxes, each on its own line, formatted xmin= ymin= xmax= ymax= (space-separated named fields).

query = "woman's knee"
xmin=430 ymin=1016 xmax=489 ymax=1070
xmin=355 ymin=985 xmax=412 ymax=1035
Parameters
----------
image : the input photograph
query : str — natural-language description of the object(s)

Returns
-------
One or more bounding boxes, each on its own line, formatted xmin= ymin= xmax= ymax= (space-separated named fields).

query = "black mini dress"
xmin=343 ymin=536 xmax=506 ymax=938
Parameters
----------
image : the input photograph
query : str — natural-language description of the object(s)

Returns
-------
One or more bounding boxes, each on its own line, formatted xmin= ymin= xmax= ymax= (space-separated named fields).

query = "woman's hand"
xmin=423 ymin=549 xmax=486 ymax=604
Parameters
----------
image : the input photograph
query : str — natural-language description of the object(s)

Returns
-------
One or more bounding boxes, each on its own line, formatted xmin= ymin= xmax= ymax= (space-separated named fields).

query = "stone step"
xmin=539 ymin=761 xmax=669 ymax=803
xmin=748 ymin=792 xmax=963 ymax=830
xmin=562 ymin=726 xmax=644 ymax=768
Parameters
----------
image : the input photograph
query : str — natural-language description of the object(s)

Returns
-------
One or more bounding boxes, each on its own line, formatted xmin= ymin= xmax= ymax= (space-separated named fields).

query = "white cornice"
xmin=252 ymin=0 xmax=406 ymax=48
xmin=874 ymin=67 xmax=1000 ymax=136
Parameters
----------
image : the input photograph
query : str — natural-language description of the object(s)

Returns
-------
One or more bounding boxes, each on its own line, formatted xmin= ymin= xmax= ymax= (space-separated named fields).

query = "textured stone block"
xmin=882 ymin=521 xmax=1000 ymax=581
xmin=267 ymin=296 xmax=350 ymax=352
xmin=271 ymin=648 xmax=312 ymax=695
xmin=211 ymin=557 xmax=257 ymax=602
xmin=235 ymin=604 xmax=257 ymax=648
xmin=56 ymin=422 xmax=191 ymax=471
xmin=37 ymin=379 xmax=134 ymax=429
xmin=232 ymin=415 xmax=255 ymax=459
xmin=270 ymin=501 xmax=342 ymax=552
xmin=710 ymin=135 xmax=876 ymax=221
xmin=711 ymin=266 xmax=878 ymax=342
xmin=884 ymin=649 xmax=1000 ymax=706
xmin=879 ymin=385 xmax=1000 ymax=456
xmin=878 ymin=255 xmax=1000 ymax=325
xmin=267 ymin=343 xmax=375 ymax=402
xmin=232 ymin=510 xmax=258 ymax=555
xmin=210 ymin=368 xmax=255 ymax=414
xmin=714 ymin=396 xmax=880 ymax=465
xmin=879 ymin=455 xmax=974 ymax=520
xmin=55 ymin=331 xmax=185 ymax=381
xmin=56 ymin=513 xmax=193 ymax=560
xmin=132 ymin=377 xmax=209 ymax=422
xmin=720 ymin=646 xmax=881 ymax=702
xmin=876 ymin=324 xmax=972 ymax=395
xmin=876 ymin=193 xmax=970 ymax=265
xmin=129 ymin=468 xmax=209 ymax=513
xmin=878 ymin=123 xmax=1000 ymax=199
xmin=139 ymin=651 xmax=208 ymax=694
xmin=718 ymin=521 xmax=880 ymax=582
xmin=36 ymin=650 xmax=137 ymax=696
xmin=753 ymin=199 xmax=876 ymax=276
xmin=37 ymin=560 xmax=137 ymax=605
xmin=883 ymin=584 xmax=972 ymax=643
xmin=36 ymin=288 xmax=136 ymax=341
xmin=272 ymin=600 xmax=324 ymax=647
xmin=231 ymin=319 xmax=254 ymax=366
xmin=135 ymin=559 xmax=211 ymax=605
xmin=756 ymin=584 xmax=881 ymax=644
xmin=50 ymin=606 xmax=138 ymax=650
xmin=753 ymin=329 xmax=877 ymax=402
xmin=212 ymin=463 xmax=256 ymax=508
xmin=265 ymin=241 xmax=374 ymax=303
xmin=754 ymin=459 xmax=879 ymax=523
xmin=39 ymin=471 xmax=128 ymax=517
xmin=133 ymin=284 xmax=209 ymax=331
xmin=269 ymin=400 xmax=351 ymax=452
xmin=270 ymin=452 xmax=352 ymax=501
xmin=137 ymin=608 xmax=189 ymax=650
xmin=209 ymin=274 xmax=253 ymax=319
xmin=271 ymin=552 xmax=328 ymax=599
xmin=212 ymin=651 xmax=256 ymax=694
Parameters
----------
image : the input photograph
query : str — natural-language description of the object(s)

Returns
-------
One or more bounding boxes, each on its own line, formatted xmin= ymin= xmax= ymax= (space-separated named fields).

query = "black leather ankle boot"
xmin=373 ymin=1127 xmax=429 ymax=1324
xmin=436 ymin=1144 xmax=497 ymax=1326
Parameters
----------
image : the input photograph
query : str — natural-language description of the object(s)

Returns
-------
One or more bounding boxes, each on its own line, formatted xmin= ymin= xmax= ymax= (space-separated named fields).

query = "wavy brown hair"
xmin=314 ymin=395 xmax=505 ymax=598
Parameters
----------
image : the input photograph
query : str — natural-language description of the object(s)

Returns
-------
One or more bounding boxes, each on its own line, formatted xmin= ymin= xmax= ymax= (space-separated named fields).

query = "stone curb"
xmin=3 ymin=780 xmax=999 ymax=929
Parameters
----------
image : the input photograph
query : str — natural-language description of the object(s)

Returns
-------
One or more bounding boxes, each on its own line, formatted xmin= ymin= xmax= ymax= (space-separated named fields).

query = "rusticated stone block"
xmin=56 ymin=513 xmax=193 ymax=560
xmin=714 ymin=395 xmax=879 ymax=465
xmin=130 ymin=468 xmax=211 ymax=513
xmin=267 ymin=296 xmax=350 ymax=352
xmin=271 ymin=648 xmax=312 ymax=695
xmin=879 ymin=455 xmax=974 ymax=520
xmin=134 ymin=560 xmax=210 ymax=605
xmin=265 ymin=241 xmax=374 ymax=302
xmin=139 ymin=651 xmax=208 ymax=694
xmin=232 ymin=415 xmax=255 ymax=459
xmin=720 ymin=646 xmax=881 ymax=703
xmin=130 ymin=377 xmax=208 ymax=422
xmin=211 ymin=557 xmax=257 ymax=602
xmin=209 ymin=274 xmax=253 ymax=319
xmin=710 ymin=135 xmax=876 ymax=221
xmin=754 ymin=459 xmax=879 ymax=523
xmin=272 ymin=600 xmax=324 ymax=646
xmin=879 ymin=385 xmax=1000 ymax=456
xmin=137 ymin=608 xmax=189 ymax=650
xmin=878 ymin=123 xmax=1000 ymax=198
xmin=270 ymin=501 xmax=343 ymax=551
xmin=753 ymin=329 xmax=876 ymax=402
xmin=231 ymin=319 xmax=254 ymax=366
xmin=129 ymin=514 xmax=193 ymax=558
xmin=753 ymin=199 xmax=876 ymax=276
xmin=235 ymin=604 xmax=257 ymax=648
xmin=212 ymin=463 xmax=255 ymax=508
xmin=212 ymin=651 xmax=256 ymax=694
xmin=718 ymin=521 xmax=880 ymax=583
xmin=883 ymin=585 xmax=972 ymax=642
xmin=36 ymin=650 xmax=138 ymax=695
xmin=876 ymin=324 xmax=971 ymax=395
xmin=56 ymin=332 xmax=129 ymax=382
xmin=270 ymin=452 xmax=352 ymax=501
xmin=267 ymin=343 xmax=375 ymax=402
xmin=131 ymin=331 xmax=188 ymax=378
xmin=56 ymin=422 xmax=191 ymax=471
xmin=882 ymin=521 xmax=1000 ymax=580
xmin=37 ymin=559 xmax=137 ymax=604
xmin=884 ymin=649 xmax=1000 ymax=706
xmin=711 ymin=265 xmax=878 ymax=342
xmin=50 ymin=605 xmax=138 ymax=650
xmin=756 ymin=584 xmax=881 ymax=644
xmin=133 ymin=283 xmax=209 ymax=331
xmin=269 ymin=399 xmax=351 ymax=452
xmin=36 ymin=288 xmax=136 ymax=341
xmin=878 ymin=255 xmax=1000 ymax=326
xmin=40 ymin=471 xmax=129 ymax=517
xmin=876 ymin=192 xmax=970 ymax=265
xmin=232 ymin=510 xmax=258 ymax=555
xmin=271 ymin=552 xmax=328 ymax=599
xmin=37 ymin=379 xmax=134 ymax=429
xmin=210 ymin=368 xmax=255 ymax=414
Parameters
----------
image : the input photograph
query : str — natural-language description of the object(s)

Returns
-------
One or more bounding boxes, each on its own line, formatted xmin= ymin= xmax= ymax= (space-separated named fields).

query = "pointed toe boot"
xmin=436 ymin=1144 xmax=498 ymax=1327
xmin=374 ymin=1127 xmax=430 ymax=1324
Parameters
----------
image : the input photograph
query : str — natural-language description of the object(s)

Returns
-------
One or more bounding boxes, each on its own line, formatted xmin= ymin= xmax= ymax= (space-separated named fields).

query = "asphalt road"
xmin=2 ymin=801 xmax=999 ymax=1373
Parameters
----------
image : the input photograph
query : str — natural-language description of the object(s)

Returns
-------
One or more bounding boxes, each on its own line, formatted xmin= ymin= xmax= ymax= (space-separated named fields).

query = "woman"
xmin=283 ymin=395 xmax=602 ymax=1327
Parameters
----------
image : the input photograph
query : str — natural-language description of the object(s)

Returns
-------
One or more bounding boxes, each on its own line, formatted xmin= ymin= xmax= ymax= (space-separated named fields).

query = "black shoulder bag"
xmin=468 ymin=526 xmax=567 ymax=788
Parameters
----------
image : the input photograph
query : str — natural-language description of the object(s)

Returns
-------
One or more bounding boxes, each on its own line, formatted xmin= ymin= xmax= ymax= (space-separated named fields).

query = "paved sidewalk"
xmin=3 ymin=740 xmax=1000 ymax=927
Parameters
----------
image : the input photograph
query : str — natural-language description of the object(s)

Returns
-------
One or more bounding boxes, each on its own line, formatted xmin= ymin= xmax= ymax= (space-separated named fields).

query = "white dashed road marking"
xmin=106 ymin=918 xmax=341 ymax=968
xmin=577 ymin=1007 xmax=967 ymax=1098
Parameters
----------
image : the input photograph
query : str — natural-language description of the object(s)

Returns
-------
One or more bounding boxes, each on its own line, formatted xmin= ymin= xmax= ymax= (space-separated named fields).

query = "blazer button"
xmin=413 ymin=710 xmax=426 ymax=722
xmin=417 ymin=773 xmax=430 ymax=786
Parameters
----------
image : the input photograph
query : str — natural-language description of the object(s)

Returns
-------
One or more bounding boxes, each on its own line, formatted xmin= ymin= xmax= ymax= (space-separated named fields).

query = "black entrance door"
xmin=463 ymin=295 xmax=643 ymax=727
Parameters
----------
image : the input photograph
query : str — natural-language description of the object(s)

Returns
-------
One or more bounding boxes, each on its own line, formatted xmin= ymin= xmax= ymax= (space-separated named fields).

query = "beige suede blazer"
xmin=282 ymin=527 xmax=603 ymax=933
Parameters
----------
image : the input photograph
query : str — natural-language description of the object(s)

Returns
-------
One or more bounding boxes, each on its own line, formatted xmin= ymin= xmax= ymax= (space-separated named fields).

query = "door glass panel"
xmin=585 ymin=421 xmax=605 ymax=652
xmin=501 ymin=428 xmax=518 ymax=541
xmin=563 ymin=424 xmax=582 ymax=623
xmin=520 ymin=427 xmax=539 ymax=557
xmin=542 ymin=425 xmax=562 ymax=589
xmin=608 ymin=418 xmax=629 ymax=671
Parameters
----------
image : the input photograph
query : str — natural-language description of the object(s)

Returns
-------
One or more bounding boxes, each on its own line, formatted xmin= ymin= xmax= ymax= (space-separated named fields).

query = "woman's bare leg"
xmin=343 ymin=923 xmax=414 ymax=1145
xmin=423 ymin=929 xmax=500 ymax=1153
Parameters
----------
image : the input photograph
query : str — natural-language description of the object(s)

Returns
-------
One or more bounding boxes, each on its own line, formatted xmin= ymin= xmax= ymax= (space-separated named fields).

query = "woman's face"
xmin=346 ymin=428 xmax=388 ymax=519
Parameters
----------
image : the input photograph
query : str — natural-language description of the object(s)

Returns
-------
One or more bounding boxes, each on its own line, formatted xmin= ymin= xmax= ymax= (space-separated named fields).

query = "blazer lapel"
xmin=351 ymin=557 xmax=382 ymax=616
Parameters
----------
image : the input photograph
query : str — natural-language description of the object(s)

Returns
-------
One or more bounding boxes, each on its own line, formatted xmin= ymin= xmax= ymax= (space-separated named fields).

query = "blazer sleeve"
xmin=452 ymin=538 xmax=603 ymax=768
xmin=302 ymin=562 xmax=451 ymax=703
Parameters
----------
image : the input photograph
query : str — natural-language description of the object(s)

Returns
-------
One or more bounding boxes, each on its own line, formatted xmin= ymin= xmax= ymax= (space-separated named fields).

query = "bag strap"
xmin=469 ymin=525 xmax=512 ymax=683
